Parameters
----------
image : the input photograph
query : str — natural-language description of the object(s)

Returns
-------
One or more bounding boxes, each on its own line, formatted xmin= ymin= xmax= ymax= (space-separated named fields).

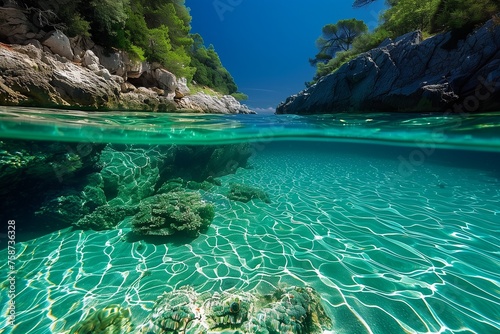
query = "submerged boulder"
xmin=227 ymin=183 xmax=271 ymax=203
xmin=74 ymin=204 xmax=138 ymax=230
xmin=245 ymin=286 xmax=332 ymax=334
xmin=132 ymin=191 xmax=215 ymax=237
xmin=138 ymin=285 xmax=332 ymax=334
xmin=69 ymin=304 xmax=134 ymax=334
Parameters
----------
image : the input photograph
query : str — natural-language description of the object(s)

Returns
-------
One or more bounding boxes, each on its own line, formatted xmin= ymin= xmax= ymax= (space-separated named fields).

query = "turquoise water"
xmin=0 ymin=107 xmax=499 ymax=333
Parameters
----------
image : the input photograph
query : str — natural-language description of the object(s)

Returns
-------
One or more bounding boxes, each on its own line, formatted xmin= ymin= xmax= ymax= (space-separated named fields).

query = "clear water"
xmin=0 ymin=107 xmax=499 ymax=333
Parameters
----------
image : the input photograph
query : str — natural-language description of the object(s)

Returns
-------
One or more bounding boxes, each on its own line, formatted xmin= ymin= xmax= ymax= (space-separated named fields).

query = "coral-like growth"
xmin=138 ymin=286 xmax=204 ymax=334
xmin=246 ymin=287 xmax=332 ymax=334
xmin=227 ymin=183 xmax=271 ymax=204
xmin=202 ymin=291 xmax=254 ymax=330
xmin=138 ymin=286 xmax=331 ymax=334
xmin=69 ymin=304 xmax=134 ymax=334
xmin=132 ymin=190 xmax=215 ymax=237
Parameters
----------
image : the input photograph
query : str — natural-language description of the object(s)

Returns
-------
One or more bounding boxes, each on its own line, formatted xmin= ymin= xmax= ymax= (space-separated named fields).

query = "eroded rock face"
xmin=0 ymin=7 xmax=40 ymax=44
xmin=0 ymin=8 xmax=255 ymax=114
xmin=277 ymin=20 xmax=500 ymax=114
xmin=178 ymin=92 xmax=255 ymax=114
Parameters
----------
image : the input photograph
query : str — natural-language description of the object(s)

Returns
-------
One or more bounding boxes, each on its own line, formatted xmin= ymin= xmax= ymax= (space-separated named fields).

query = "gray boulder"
xmin=42 ymin=30 xmax=74 ymax=61
xmin=176 ymin=76 xmax=190 ymax=94
xmin=276 ymin=20 xmax=500 ymax=114
xmin=82 ymin=50 xmax=100 ymax=68
xmin=92 ymin=45 xmax=127 ymax=77
xmin=154 ymin=68 xmax=177 ymax=93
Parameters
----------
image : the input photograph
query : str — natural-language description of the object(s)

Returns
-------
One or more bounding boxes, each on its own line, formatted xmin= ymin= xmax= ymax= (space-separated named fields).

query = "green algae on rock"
xmin=138 ymin=286 xmax=204 ymax=334
xmin=246 ymin=286 xmax=332 ymax=334
xmin=203 ymin=291 xmax=254 ymax=330
xmin=228 ymin=183 xmax=271 ymax=204
xmin=132 ymin=190 xmax=215 ymax=237
xmin=74 ymin=204 xmax=139 ymax=230
xmin=69 ymin=304 xmax=134 ymax=334
xmin=138 ymin=286 xmax=331 ymax=334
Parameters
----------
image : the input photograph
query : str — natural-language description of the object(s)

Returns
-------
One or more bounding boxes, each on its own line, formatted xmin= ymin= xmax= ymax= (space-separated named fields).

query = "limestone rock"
xmin=0 ymin=35 xmax=256 ymax=113
xmin=121 ymin=81 xmax=136 ymax=93
xmin=70 ymin=35 xmax=95 ymax=59
xmin=42 ymin=30 xmax=74 ymax=61
xmin=177 ymin=76 xmax=190 ymax=94
xmin=154 ymin=68 xmax=177 ymax=92
xmin=12 ymin=44 xmax=42 ymax=60
xmin=0 ymin=45 xmax=121 ymax=108
xmin=177 ymin=92 xmax=255 ymax=114
xmin=119 ymin=87 xmax=177 ymax=112
xmin=125 ymin=57 xmax=149 ymax=79
xmin=277 ymin=19 xmax=500 ymax=114
xmin=82 ymin=50 xmax=100 ymax=68
xmin=92 ymin=45 xmax=127 ymax=77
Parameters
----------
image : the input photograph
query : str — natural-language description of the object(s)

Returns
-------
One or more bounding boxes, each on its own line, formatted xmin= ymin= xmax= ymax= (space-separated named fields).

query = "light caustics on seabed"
xmin=0 ymin=139 xmax=499 ymax=333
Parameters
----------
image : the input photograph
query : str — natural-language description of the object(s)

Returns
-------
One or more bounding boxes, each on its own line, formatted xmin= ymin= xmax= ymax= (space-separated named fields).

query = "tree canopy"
xmin=310 ymin=19 xmax=368 ymax=66
xmin=190 ymin=34 xmax=238 ymax=95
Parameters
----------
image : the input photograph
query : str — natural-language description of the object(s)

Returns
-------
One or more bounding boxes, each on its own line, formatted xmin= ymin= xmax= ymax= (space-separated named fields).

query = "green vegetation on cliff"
xmin=17 ymin=0 xmax=239 ymax=94
xmin=309 ymin=0 xmax=499 ymax=83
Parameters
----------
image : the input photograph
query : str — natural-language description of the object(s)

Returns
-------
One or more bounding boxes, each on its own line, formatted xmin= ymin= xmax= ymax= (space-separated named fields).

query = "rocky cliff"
xmin=276 ymin=19 xmax=500 ymax=114
xmin=0 ymin=7 xmax=253 ymax=114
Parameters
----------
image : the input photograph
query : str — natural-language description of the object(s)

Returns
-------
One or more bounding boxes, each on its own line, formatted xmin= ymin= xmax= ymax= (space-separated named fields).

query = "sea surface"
xmin=0 ymin=107 xmax=499 ymax=334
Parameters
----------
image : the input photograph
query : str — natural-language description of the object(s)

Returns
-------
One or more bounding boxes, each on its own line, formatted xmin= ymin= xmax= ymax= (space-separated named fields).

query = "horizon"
xmin=187 ymin=0 xmax=387 ymax=112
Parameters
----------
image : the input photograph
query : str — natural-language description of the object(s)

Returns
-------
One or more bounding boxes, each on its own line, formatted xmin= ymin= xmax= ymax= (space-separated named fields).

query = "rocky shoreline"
xmin=277 ymin=19 xmax=500 ymax=114
xmin=0 ymin=7 xmax=253 ymax=114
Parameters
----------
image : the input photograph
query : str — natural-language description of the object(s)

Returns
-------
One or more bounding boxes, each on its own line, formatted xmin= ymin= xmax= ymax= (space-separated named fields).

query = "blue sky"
xmin=186 ymin=0 xmax=387 ymax=112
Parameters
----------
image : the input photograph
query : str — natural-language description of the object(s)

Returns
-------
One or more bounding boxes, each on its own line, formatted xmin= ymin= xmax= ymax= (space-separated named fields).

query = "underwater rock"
xmin=168 ymin=144 xmax=253 ymax=182
xmin=35 ymin=191 xmax=91 ymax=229
xmin=138 ymin=286 xmax=332 ymax=334
xmin=0 ymin=139 xmax=104 ymax=225
xmin=202 ymin=290 xmax=255 ymax=330
xmin=277 ymin=19 xmax=500 ymax=114
xmin=156 ymin=177 xmax=186 ymax=194
xmin=132 ymin=190 xmax=215 ymax=237
xmin=99 ymin=144 xmax=170 ymax=206
xmin=74 ymin=204 xmax=138 ymax=230
xmin=69 ymin=304 xmax=134 ymax=334
xmin=246 ymin=286 xmax=332 ymax=334
xmin=35 ymin=172 xmax=107 ymax=229
xmin=227 ymin=183 xmax=271 ymax=204
xmin=138 ymin=286 xmax=204 ymax=334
